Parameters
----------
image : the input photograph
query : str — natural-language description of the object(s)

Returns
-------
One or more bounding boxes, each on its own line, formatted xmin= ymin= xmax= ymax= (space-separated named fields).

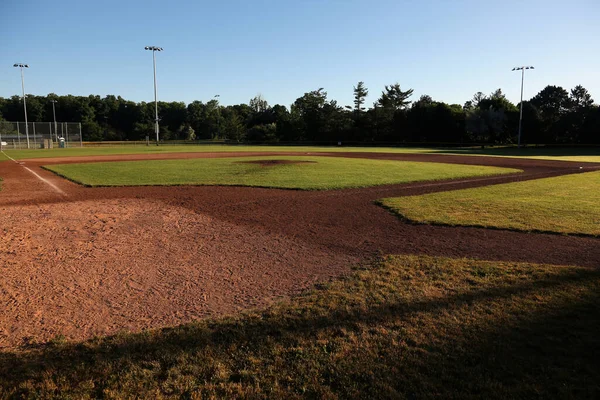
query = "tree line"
xmin=0 ymin=82 xmax=598 ymax=145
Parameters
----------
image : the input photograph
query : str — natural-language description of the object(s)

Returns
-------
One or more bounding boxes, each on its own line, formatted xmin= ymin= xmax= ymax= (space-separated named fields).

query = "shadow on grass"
xmin=1 ymin=257 xmax=599 ymax=398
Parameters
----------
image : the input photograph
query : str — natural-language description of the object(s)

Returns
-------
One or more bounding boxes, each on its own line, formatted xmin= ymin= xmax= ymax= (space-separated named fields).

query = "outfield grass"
xmin=2 ymin=145 xmax=437 ymax=160
xmin=4 ymin=144 xmax=599 ymax=162
xmin=437 ymin=146 xmax=600 ymax=163
xmin=380 ymin=171 xmax=600 ymax=236
xmin=1 ymin=255 xmax=598 ymax=398
xmin=44 ymin=156 xmax=519 ymax=190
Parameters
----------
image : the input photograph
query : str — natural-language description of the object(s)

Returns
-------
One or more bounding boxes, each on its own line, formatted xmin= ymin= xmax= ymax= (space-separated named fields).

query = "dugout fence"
xmin=0 ymin=121 xmax=82 ymax=150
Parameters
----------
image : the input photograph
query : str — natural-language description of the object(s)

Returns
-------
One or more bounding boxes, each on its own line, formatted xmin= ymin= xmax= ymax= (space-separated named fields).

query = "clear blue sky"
xmin=1 ymin=0 xmax=599 ymax=108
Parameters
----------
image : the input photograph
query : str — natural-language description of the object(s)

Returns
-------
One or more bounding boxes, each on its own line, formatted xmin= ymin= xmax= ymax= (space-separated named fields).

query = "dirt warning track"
xmin=1 ymin=151 xmax=599 ymax=349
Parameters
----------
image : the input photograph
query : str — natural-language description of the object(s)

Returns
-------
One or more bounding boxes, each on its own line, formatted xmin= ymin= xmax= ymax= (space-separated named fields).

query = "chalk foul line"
xmin=1 ymin=151 xmax=67 ymax=196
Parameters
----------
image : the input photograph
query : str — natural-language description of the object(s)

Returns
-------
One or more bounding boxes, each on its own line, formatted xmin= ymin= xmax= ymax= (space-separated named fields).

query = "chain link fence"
xmin=0 ymin=121 xmax=82 ymax=150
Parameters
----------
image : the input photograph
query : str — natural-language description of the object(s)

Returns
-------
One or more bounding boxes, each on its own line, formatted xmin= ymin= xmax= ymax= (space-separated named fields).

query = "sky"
xmin=1 ymin=0 xmax=599 ymax=108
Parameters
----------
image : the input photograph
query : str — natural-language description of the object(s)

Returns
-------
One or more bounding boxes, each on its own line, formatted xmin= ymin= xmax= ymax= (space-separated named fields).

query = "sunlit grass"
xmin=437 ymin=146 xmax=600 ymax=162
xmin=44 ymin=156 xmax=519 ymax=190
xmin=380 ymin=171 xmax=600 ymax=236
xmin=3 ymin=145 xmax=437 ymax=160
xmin=4 ymin=144 xmax=599 ymax=162
xmin=1 ymin=255 xmax=598 ymax=398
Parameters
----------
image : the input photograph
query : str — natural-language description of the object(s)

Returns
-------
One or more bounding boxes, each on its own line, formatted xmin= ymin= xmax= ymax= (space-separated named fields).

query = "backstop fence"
xmin=0 ymin=121 xmax=82 ymax=150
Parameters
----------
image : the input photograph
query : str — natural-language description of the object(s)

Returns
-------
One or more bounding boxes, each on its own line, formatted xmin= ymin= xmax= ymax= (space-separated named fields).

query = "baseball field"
xmin=1 ymin=145 xmax=599 ymax=398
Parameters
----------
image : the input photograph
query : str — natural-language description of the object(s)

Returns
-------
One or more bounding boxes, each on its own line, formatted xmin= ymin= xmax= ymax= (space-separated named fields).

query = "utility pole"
xmin=50 ymin=100 xmax=58 ymax=142
xmin=214 ymin=94 xmax=220 ymax=139
xmin=14 ymin=63 xmax=30 ymax=149
xmin=144 ymin=46 xmax=163 ymax=145
xmin=512 ymin=66 xmax=535 ymax=148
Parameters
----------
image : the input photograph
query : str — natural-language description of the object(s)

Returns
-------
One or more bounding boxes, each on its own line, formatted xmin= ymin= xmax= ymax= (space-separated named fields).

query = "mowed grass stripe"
xmin=43 ymin=156 xmax=520 ymax=190
xmin=380 ymin=170 xmax=600 ymax=236
xmin=1 ymin=255 xmax=598 ymax=398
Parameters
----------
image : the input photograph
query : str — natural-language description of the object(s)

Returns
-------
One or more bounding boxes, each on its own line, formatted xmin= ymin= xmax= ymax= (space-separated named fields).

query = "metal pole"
xmin=20 ymin=67 xmax=30 ymax=149
xmin=33 ymin=122 xmax=37 ymax=148
xmin=79 ymin=122 xmax=83 ymax=147
xmin=52 ymin=100 xmax=58 ymax=142
xmin=518 ymin=68 xmax=524 ymax=148
xmin=215 ymin=94 xmax=220 ymax=140
xmin=153 ymin=50 xmax=159 ymax=146
xmin=17 ymin=121 xmax=21 ymax=148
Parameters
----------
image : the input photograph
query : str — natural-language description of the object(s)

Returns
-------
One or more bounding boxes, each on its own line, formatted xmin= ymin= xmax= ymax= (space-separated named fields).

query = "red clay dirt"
xmin=1 ymin=151 xmax=599 ymax=349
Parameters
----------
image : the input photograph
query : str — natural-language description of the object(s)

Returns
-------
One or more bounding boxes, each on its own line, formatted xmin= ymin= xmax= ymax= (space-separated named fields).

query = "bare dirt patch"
xmin=236 ymin=159 xmax=317 ymax=167
xmin=1 ymin=151 xmax=599 ymax=349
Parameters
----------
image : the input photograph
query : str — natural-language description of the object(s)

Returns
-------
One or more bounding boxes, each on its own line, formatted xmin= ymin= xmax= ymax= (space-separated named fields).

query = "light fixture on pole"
xmin=13 ymin=63 xmax=30 ymax=149
xmin=144 ymin=46 xmax=163 ymax=146
xmin=50 ymin=100 xmax=58 ymax=141
xmin=512 ymin=66 xmax=534 ymax=148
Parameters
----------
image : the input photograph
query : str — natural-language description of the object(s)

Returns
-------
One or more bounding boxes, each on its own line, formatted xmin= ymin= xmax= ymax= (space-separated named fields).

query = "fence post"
xmin=79 ymin=123 xmax=83 ymax=147
xmin=32 ymin=123 xmax=37 ymax=148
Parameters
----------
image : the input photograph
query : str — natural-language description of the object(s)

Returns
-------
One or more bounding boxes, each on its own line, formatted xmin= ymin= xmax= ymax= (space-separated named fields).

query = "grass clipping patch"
xmin=380 ymin=170 xmax=600 ymax=236
xmin=1 ymin=255 xmax=599 ymax=398
xmin=43 ymin=156 xmax=519 ymax=190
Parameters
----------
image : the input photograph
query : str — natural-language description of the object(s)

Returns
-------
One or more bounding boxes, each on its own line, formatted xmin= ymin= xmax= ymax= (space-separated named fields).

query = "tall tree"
xmin=489 ymin=88 xmax=505 ymax=100
xmin=413 ymin=95 xmax=433 ymax=108
xmin=249 ymin=94 xmax=269 ymax=113
xmin=353 ymin=81 xmax=368 ymax=113
xmin=530 ymin=85 xmax=570 ymax=116
xmin=472 ymin=92 xmax=487 ymax=106
xmin=570 ymin=85 xmax=594 ymax=110
xmin=377 ymin=83 xmax=414 ymax=110
xmin=530 ymin=85 xmax=570 ymax=143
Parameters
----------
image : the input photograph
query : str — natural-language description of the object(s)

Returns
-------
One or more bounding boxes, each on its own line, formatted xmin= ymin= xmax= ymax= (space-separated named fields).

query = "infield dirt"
xmin=1 ymin=151 xmax=599 ymax=349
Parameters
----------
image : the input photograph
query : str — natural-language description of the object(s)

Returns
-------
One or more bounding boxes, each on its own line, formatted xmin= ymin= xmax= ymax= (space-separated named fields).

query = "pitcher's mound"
xmin=237 ymin=160 xmax=317 ymax=167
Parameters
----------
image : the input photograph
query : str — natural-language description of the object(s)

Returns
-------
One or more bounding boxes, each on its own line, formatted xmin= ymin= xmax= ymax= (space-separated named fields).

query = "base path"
xmin=1 ymin=151 xmax=599 ymax=349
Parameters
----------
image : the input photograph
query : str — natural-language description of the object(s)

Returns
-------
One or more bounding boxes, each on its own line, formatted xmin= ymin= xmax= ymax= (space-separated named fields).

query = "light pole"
xmin=214 ymin=94 xmax=220 ymax=139
xmin=50 ymin=100 xmax=58 ymax=142
xmin=512 ymin=66 xmax=534 ymax=148
xmin=144 ymin=46 xmax=163 ymax=146
xmin=14 ymin=63 xmax=30 ymax=149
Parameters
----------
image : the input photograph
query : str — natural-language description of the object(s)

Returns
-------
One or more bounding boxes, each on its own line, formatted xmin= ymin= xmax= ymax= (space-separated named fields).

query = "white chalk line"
xmin=1 ymin=150 xmax=67 ymax=196
xmin=1 ymin=151 xmax=17 ymax=162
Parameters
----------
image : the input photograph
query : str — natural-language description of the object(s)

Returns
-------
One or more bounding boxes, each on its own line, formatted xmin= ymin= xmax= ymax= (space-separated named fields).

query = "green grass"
xmin=4 ymin=144 xmax=599 ymax=162
xmin=44 ymin=156 xmax=520 ymax=190
xmin=2 ymin=145 xmax=437 ymax=160
xmin=437 ymin=146 xmax=600 ymax=163
xmin=1 ymin=255 xmax=598 ymax=399
xmin=380 ymin=171 xmax=600 ymax=236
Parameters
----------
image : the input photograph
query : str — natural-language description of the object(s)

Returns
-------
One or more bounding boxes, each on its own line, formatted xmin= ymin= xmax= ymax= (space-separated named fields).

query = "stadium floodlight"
xmin=513 ymin=65 xmax=535 ymax=148
xmin=13 ymin=63 xmax=30 ymax=149
xmin=50 ymin=100 xmax=58 ymax=141
xmin=144 ymin=46 xmax=163 ymax=146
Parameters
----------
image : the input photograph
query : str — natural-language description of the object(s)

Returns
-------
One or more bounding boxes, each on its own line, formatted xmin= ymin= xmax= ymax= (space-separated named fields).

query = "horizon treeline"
xmin=0 ymin=82 xmax=598 ymax=145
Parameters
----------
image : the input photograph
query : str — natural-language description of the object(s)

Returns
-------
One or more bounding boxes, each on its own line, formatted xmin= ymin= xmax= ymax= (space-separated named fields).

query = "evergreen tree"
xmin=353 ymin=81 xmax=368 ymax=113
xmin=377 ymin=83 xmax=414 ymax=110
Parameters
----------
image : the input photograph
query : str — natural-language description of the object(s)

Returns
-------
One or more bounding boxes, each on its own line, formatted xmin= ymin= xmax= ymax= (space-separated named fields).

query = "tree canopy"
xmin=0 ymin=82 xmax=597 ymax=145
